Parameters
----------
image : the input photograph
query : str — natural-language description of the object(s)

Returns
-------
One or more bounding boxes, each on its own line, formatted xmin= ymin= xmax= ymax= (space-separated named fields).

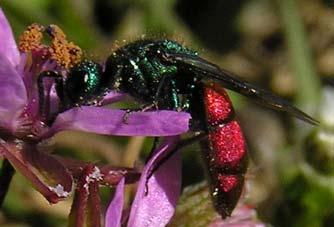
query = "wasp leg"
xmin=121 ymin=102 xmax=159 ymax=124
xmin=144 ymin=132 xmax=207 ymax=196
xmin=145 ymin=137 xmax=160 ymax=164
xmin=121 ymin=76 xmax=181 ymax=124
xmin=153 ymin=72 xmax=170 ymax=102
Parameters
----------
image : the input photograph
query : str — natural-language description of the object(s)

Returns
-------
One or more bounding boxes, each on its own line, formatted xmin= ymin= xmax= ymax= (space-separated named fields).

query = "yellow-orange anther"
xmin=47 ymin=24 xmax=82 ymax=68
xmin=18 ymin=23 xmax=45 ymax=52
xmin=18 ymin=23 xmax=82 ymax=69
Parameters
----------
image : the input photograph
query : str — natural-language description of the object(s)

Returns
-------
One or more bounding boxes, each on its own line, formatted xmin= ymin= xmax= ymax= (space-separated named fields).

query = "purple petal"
xmin=210 ymin=221 xmax=265 ymax=227
xmin=100 ymin=90 xmax=127 ymax=105
xmin=0 ymin=53 xmax=27 ymax=132
xmin=0 ymin=141 xmax=72 ymax=203
xmin=99 ymin=166 xmax=140 ymax=186
xmin=88 ymin=180 xmax=102 ymax=227
xmin=105 ymin=178 xmax=125 ymax=227
xmin=69 ymin=165 xmax=91 ymax=227
xmin=44 ymin=106 xmax=190 ymax=138
xmin=69 ymin=164 xmax=102 ymax=227
xmin=128 ymin=136 xmax=181 ymax=227
xmin=209 ymin=205 xmax=266 ymax=227
xmin=55 ymin=156 xmax=140 ymax=185
xmin=0 ymin=8 xmax=20 ymax=67
xmin=48 ymin=84 xmax=60 ymax=116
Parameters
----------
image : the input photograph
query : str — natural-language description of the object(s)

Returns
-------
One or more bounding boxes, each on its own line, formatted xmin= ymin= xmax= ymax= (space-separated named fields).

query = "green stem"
xmin=277 ymin=0 xmax=321 ymax=112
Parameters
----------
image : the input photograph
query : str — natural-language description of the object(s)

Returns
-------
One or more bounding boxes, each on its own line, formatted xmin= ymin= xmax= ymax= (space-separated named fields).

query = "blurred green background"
xmin=1 ymin=0 xmax=334 ymax=226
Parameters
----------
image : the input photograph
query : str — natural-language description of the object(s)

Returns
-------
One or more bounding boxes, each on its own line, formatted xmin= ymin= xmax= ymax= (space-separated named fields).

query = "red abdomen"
xmin=201 ymin=83 xmax=248 ymax=218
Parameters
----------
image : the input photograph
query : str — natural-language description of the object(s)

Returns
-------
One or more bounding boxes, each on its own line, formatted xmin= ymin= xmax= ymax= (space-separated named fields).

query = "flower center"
xmin=15 ymin=110 xmax=48 ymax=141
xmin=13 ymin=24 xmax=84 ymax=141
xmin=19 ymin=24 xmax=82 ymax=69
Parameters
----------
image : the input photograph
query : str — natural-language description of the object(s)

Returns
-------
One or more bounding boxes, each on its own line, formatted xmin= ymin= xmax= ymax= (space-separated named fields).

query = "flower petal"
xmin=88 ymin=179 xmax=101 ymax=227
xmin=0 ymin=53 xmax=27 ymax=132
xmin=100 ymin=90 xmax=126 ymax=105
xmin=209 ymin=204 xmax=266 ymax=227
xmin=56 ymin=156 xmax=140 ymax=185
xmin=68 ymin=164 xmax=102 ymax=227
xmin=128 ymin=136 xmax=181 ymax=227
xmin=0 ymin=8 xmax=20 ymax=67
xmin=105 ymin=178 xmax=125 ymax=227
xmin=45 ymin=106 xmax=190 ymax=138
xmin=0 ymin=141 xmax=72 ymax=203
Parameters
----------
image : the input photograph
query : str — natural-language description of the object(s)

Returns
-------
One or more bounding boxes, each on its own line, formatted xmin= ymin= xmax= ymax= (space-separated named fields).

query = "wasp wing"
xmin=170 ymin=53 xmax=318 ymax=125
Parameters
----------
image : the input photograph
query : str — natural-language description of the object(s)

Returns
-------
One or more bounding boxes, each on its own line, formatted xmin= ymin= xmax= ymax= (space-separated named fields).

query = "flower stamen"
xmin=18 ymin=23 xmax=45 ymax=53
xmin=46 ymin=24 xmax=82 ymax=69
xmin=18 ymin=23 xmax=82 ymax=69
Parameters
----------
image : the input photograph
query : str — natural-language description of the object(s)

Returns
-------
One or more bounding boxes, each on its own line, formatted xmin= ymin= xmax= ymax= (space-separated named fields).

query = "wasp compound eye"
xmin=65 ymin=60 xmax=103 ymax=106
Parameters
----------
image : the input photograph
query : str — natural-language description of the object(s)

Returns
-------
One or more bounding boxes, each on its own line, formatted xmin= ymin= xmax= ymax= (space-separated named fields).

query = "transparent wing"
xmin=168 ymin=53 xmax=318 ymax=125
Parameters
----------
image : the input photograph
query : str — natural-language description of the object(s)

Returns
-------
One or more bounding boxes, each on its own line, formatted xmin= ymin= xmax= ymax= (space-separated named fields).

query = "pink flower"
xmin=0 ymin=7 xmax=190 ymax=205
